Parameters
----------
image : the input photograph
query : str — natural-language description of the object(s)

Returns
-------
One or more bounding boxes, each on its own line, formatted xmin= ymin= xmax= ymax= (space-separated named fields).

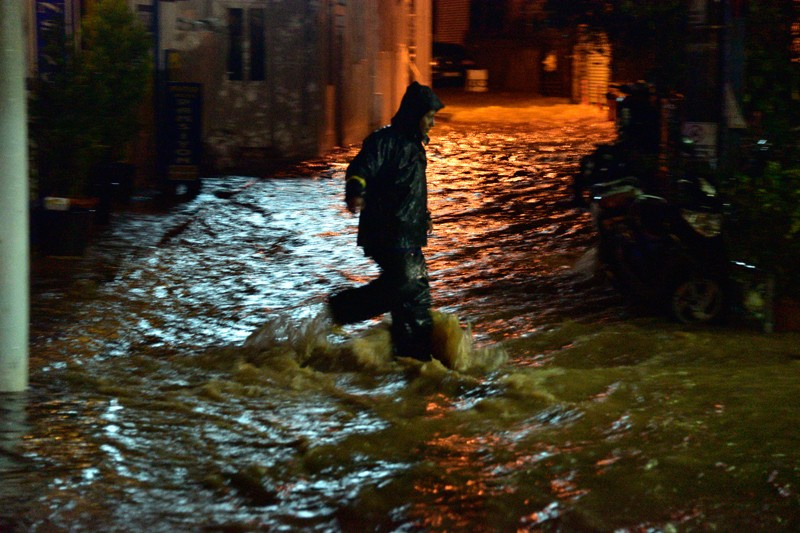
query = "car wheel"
xmin=670 ymin=276 xmax=725 ymax=324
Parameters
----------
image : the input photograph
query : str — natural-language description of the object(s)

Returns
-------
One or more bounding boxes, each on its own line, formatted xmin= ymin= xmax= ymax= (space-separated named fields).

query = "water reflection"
xmin=0 ymin=393 xmax=31 ymax=503
xmin=10 ymin=100 xmax=800 ymax=531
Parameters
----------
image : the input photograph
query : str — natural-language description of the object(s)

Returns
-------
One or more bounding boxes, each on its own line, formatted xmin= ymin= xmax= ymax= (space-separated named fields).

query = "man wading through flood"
xmin=328 ymin=82 xmax=445 ymax=361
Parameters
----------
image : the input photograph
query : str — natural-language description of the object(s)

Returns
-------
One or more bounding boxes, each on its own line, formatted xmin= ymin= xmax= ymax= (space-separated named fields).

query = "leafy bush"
xmin=29 ymin=0 xmax=151 ymax=198
xmin=723 ymin=161 xmax=800 ymax=296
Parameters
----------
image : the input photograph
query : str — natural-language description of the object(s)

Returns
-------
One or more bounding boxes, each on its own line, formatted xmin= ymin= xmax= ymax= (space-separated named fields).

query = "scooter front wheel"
xmin=670 ymin=276 xmax=726 ymax=324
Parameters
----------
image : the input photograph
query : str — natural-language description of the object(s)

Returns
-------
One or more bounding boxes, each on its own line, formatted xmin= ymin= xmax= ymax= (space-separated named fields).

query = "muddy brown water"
xmin=3 ymin=95 xmax=799 ymax=531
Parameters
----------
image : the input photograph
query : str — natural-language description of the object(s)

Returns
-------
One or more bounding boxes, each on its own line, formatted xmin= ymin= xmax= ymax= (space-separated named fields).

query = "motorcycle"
xmin=588 ymin=175 xmax=730 ymax=324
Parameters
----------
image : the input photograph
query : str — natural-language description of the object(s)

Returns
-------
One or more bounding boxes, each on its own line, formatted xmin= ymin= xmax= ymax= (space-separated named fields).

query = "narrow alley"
xmin=4 ymin=91 xmax=799 ymax=532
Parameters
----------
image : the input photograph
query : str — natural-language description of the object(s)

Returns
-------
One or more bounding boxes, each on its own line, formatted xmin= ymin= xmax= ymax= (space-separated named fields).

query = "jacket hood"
xmin=391 ymin=82 xmax=445 ymax=139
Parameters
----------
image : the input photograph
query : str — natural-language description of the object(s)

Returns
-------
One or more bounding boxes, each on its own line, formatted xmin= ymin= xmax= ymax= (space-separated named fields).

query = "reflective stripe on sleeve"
xmin=347 ymin=175 xmax=366 ymax=189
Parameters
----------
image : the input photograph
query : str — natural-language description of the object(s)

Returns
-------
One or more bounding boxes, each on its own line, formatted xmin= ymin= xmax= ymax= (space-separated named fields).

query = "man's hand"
xmin=346 ymin=196 xmax=365 ymax=214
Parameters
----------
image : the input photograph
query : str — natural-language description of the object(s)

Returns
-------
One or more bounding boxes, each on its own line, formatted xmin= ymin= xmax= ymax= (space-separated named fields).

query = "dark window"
xmin=249 ymin=8 xmax=265 ymax=81
xmin=227 ymin=8 xmax=243 ymax=80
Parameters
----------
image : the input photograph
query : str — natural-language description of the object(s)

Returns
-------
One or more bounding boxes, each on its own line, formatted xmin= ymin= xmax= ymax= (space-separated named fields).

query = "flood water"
xmin=4 ymin=93 xmax=800 ymax=531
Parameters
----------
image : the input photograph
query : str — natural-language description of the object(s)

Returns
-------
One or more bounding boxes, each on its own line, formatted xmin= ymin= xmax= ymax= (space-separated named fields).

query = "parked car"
xmin=431 ymin=42 xmax=477 ymax=87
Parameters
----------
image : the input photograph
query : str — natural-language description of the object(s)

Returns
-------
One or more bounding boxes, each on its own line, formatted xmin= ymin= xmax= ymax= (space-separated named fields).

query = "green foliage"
xmin=723 ymin=162 xmax=800 ymax=295
xmin=81 ymin=0 xmax=152 ymax=158
xmin=728 ymin=1 xmax=800 ymax=294
xmin=29 ymin=21 xmax=96 ymax=198
xmin=30 ymin=0 xmax=151 ymax=198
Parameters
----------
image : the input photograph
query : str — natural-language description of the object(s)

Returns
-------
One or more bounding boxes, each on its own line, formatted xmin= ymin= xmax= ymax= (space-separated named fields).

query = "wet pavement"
xmin=3 ymin=89 xmax=800 ymax=531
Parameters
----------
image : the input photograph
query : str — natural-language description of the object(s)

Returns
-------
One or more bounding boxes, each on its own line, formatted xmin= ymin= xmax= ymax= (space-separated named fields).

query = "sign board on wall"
xmin=164 ymin=82 xmax=203 ymax=181
xmin=682 ymin=121 xmax=718 ymax=167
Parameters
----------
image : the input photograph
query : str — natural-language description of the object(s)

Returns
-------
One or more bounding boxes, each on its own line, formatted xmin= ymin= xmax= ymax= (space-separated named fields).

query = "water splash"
xmin=430 ymin=311 xmax=507 ymax=373
xmin=241 ymin=309 xmax=507 ymax=376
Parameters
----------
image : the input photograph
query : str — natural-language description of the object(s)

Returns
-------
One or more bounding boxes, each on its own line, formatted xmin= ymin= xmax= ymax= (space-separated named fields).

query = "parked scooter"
xmin=588 ymin=175 xmax=730 ymax=323
xmin=574 ymin=80 xmax=731 ymax=323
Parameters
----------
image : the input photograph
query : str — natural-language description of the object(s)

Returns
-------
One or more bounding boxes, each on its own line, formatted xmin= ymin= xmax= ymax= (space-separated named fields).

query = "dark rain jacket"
xmin=345 ymin=82 xmax=444 ymax=255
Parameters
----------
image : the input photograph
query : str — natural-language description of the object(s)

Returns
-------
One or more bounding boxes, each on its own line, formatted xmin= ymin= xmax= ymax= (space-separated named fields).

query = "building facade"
xmin=26 ymin=0 xmax=432 ymax=177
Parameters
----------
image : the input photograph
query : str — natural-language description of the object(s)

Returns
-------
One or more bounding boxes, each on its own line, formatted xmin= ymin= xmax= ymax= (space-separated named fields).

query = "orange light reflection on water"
xmin=406 ymin=427 xmax=594 ymax=530
xmin=408 ymin=431 xmax=501 ymax=529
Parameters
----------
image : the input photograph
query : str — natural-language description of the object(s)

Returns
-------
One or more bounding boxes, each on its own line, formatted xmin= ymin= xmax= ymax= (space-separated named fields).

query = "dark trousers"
xmin=329 ymin=249 xmax=433 ymax=360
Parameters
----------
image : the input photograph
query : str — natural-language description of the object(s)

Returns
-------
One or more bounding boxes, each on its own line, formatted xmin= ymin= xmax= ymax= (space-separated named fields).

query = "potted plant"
xmin=29 ymin=0 xmax=151 ymax=254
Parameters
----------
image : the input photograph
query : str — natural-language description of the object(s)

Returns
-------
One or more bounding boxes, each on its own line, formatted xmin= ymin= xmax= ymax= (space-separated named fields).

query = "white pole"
xmin=0 ymin=0 xmax=30 ymax=392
